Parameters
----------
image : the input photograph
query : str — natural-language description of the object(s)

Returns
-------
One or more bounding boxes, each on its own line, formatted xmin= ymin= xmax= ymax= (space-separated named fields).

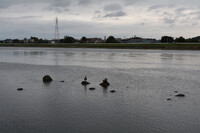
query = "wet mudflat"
xmin=0 ymin=47 xmax=200 ymax=133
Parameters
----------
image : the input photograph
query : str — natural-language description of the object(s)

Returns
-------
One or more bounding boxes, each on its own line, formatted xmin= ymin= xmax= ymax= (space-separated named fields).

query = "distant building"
xmin=121 ymin=37 xmax=156 ymax=43
xmin=4 ymin=39 xmax=13 ymax=43
xmin=86 ymin=38 xmax=103 ymax=43
xmin=51 ymin=40 xmax=59 ymax=44
xmin=116 ymin=38 xmax=122 ymax=43
xmin=23 ymin=38 xmax=35 ymax=44
xmin=192 ymin=36 xmax=200 ymax=42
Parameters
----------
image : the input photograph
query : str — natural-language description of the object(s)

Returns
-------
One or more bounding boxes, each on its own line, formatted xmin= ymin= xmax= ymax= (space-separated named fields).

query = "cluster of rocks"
xmin=17 ymin=75 xmax=116 ymax=93
xmin=81 ymin=76 xmax=116 ymax=93
xmin=167 ymin=91 xmax=186 ymax=101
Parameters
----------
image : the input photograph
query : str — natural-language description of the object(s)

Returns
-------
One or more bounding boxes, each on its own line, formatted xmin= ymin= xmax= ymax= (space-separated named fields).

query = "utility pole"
xmin=54 ymin=17 xmax=60 ymax=43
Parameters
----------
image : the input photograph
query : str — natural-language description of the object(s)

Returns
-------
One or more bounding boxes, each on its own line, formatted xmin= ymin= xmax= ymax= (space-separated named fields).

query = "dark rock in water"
xmin=43 ymin=75 xmax=53 ymax=82
xmin=167 ymin=98 xmax=171 ymax=101
xmin=17 ymin=88 xmax=23 ymax=91
xmin=89 ymin=88 xmax=96 ymax=90
xmin=60 ymin=81 xmax=65 ymax=83
xmin=100 ymin=78 xmax=110 ymax=88
xmin=81 ymin=76 xmax=90 ymax=85
xmin=176 ymin=94 xmax=185 ymax=97
xmin=110 ymin=90 xmax=116 ymax=93
xmin=100 ymin=82 xmax=110 ymax=88
xmin=81 ymin=81 xmax=90 ymax=85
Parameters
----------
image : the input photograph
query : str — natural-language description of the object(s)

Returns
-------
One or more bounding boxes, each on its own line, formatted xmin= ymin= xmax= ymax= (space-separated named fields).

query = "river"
xmin=0 ymin=47 xmax=200 ymax=133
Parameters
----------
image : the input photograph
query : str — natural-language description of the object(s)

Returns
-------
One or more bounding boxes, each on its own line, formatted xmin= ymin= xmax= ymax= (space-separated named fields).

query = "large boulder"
xmin=43 ymin=75 xmax=53 ymax=83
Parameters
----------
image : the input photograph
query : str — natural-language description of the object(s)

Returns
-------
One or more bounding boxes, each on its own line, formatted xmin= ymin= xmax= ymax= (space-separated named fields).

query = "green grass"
xmin=1 ymin=43 xmax=200 ymax=50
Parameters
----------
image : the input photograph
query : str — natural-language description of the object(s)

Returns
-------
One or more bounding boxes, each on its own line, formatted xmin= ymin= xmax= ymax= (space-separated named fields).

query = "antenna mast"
xmin=54 ymin=17 xmax=60 ymax=42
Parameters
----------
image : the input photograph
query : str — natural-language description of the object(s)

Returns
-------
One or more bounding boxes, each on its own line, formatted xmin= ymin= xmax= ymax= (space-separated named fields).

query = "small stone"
xmin=43 ymin=75 xmax=53 ymax=83
xmin=17 ymin=88 xmax=23 ymax=91
xmin=110 ymin=90 xmax=116 ymax=93
xmin=176 ymin=94 xmax=185 ymax=97
xmin=174 ymin=91 xmax=178 ymax=93
xmin=89 ymin=88 xmax=96 ymax=90
xmin=60 ymin=81 xmax=65 ymax=83
xmin=81 ymin=81 xmax=90 ymax=85
xmin=167 ymin=98 xmax=171 ymax=101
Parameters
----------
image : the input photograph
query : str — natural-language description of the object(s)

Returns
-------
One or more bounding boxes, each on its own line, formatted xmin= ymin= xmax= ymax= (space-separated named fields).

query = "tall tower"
xmin=54 ymin=17 xmax=60 ymax=42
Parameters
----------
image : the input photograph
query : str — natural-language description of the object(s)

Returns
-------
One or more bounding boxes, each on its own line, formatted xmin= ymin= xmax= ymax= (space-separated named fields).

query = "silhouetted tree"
xmin=106 ymin=36 xmax=118 ymax=43
xmin=175 ymin=36 xmax=185 ymax=43
xmin=185 ymin=38 xmax=199 ymax=43
xmin=30 ymin=36 xmax=39 ymax=43
xmin=60 ymin=36 xmax=75 ymax=43
xmin=80 ymin=36 xmax=87 ymax=43
xmin=38 ymin=38 xmax=49 ymax=43
xmin=13 ymin=39 xmax=21 ymax=43
xmin=161 ymin=36 xmax=174 ymax=43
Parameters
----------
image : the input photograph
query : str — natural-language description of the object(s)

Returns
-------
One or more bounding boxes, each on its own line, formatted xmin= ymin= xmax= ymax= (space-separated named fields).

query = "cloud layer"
xmin=0 ymin=0 xmax=200 ymax=39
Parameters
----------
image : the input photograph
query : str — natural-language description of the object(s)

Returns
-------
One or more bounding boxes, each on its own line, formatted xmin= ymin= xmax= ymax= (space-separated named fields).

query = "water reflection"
xmin=64 ymin=52 xmax=75 ymax=57
xmin=0 ymin=48 xmax=200 ymax=70
xmin=13 ymin=51 xmax=47 ymax=57
xmin=160 ymin=53 xmax=174 ymax=59
xmin=103 ymin=88 xmax=108 ymax=96
xmin=43 ymin=82 xmax=52 ymax=87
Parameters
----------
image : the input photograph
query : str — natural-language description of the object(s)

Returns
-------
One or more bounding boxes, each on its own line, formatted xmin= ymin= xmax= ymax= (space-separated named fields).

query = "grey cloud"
xmin=0 ymin=1 xmax=30 ymax=9
xmin=163 ymin=12 xmax=173 ymax=17
xmin=0 ymin=0 xmax=50 ymax=9
xmin=163 ymin=18 xmax=176 ymax=24
xmin=167 ymin=4 xmax=176 ymax=9
xmin=175 ymin=7 xmax=187 ymax=13
xmin=104 ymin=11 xmax=126 ymax=18
xmin=147 ymin=5 xmax=165 ymax=11
xmin=189 ymin=11 xmax=200 ymax=20
xmin=0 ymin=0 xmax=71 ymax=10
xmin=0 ymin=16 xmax=42 ymax=20
xmin=46 ymin=0 xmax=71 ymax=12
xmin=192 ymin=23 xmax=198 ymax=26
xmin=123 ymin=0 xmax=146 ymax=5
xmin=104 ymin=4 xmax=122 ymax=12
xmin=78 ymin=0 xmax=91 ymax=5
xmin=47 ymin=7 xmax=70 ymax=13
xmin=50 ymin=0 xmax=71 ymax=8
xmin=95 ymin=10 xmax=101 ymax=14
xmin=20 ymin=16 xmax=42 ymax=19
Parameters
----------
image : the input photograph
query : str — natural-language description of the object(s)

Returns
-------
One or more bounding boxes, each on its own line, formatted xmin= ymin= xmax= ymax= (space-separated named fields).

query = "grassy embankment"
xmin=1 ymin=43 xmax=200 ymax=50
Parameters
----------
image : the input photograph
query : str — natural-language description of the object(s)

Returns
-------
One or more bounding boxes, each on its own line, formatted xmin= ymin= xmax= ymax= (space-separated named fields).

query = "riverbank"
xmin=1 ymin=43 xmax=200 ymax=50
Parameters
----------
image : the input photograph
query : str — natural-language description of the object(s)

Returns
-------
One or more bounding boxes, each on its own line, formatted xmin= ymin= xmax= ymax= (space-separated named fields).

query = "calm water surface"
xmin=0 ymin=47 xmax=200 ymax=133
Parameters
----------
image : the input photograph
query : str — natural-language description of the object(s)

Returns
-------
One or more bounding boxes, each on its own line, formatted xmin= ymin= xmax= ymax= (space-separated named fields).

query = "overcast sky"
xmin=0 ymin=0 xmax=200 ymax=40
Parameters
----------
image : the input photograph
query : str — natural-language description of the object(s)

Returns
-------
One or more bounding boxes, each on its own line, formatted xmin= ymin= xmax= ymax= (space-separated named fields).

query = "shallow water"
xmin=0 ymin=47 xmax=200 ymax=133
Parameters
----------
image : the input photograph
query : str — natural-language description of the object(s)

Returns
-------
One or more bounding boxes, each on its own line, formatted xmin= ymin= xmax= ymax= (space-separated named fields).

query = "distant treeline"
xmin=161 ymin=36 xmax=200 ymax=43
xmin=1 ymin=35 xmax=200 ymax=44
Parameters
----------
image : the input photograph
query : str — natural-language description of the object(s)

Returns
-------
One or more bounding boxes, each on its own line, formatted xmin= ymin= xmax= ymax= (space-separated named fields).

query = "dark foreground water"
xmin=0 ymin=47 xmax=200 ymax=133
